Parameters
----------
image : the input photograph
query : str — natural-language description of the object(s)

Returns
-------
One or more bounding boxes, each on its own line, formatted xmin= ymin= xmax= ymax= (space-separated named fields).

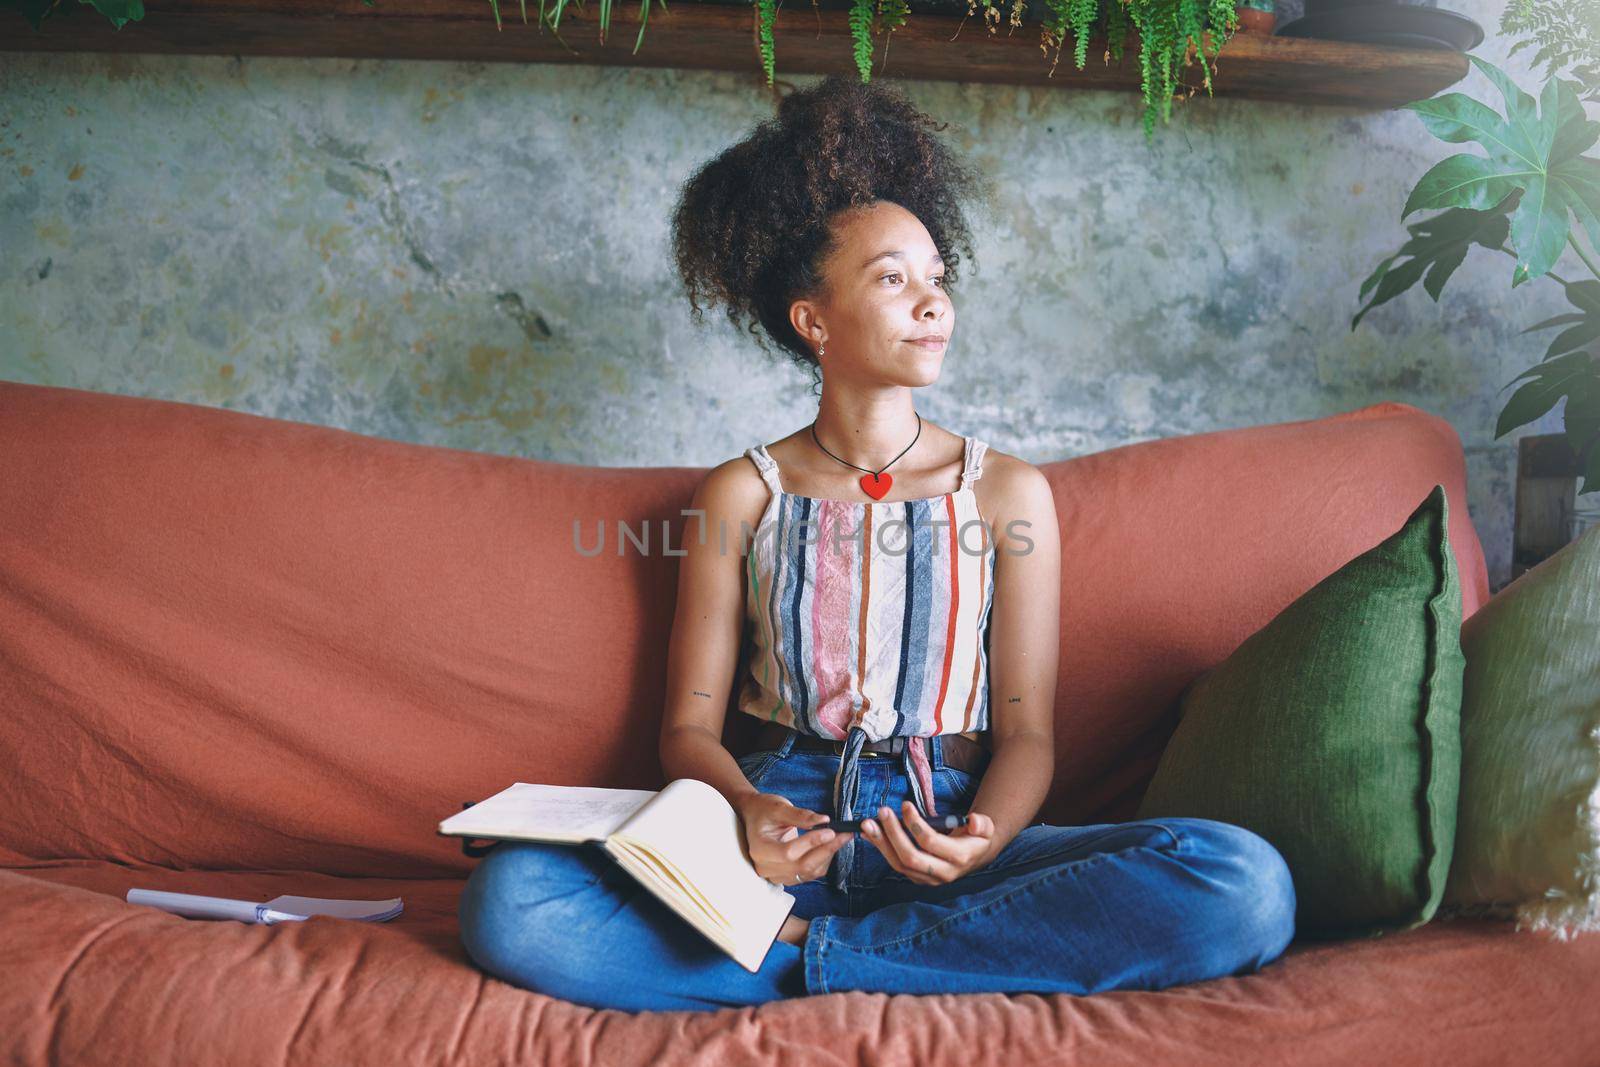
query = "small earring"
xmin=818 ymin=342 xmax=825 ymax=357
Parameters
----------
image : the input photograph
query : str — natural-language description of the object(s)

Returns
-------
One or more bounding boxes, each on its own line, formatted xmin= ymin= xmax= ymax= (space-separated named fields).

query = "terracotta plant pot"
xmin=1234 ymin=0 xmax=1278 ymax=33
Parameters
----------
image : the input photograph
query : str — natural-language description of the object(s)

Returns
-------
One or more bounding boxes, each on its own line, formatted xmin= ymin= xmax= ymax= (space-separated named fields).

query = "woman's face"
xmin=790 ymin=199 xmax=954 ymax=388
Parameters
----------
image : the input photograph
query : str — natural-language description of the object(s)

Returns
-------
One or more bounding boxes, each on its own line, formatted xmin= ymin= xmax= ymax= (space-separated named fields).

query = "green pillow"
xmin=1135 ymin=484 xmax=1464 ymax=941
xmin=1440 ymin=522 xmax=1600 ymax=939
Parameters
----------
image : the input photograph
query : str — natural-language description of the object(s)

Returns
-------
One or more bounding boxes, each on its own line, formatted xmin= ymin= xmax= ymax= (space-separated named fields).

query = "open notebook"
xmin=438 ymin=780 xmax=796 ymax=973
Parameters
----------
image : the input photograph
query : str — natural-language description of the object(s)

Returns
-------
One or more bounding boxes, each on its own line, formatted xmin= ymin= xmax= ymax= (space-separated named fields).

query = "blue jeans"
xmin=457 ymin=731 xmax=1297 ymax=1013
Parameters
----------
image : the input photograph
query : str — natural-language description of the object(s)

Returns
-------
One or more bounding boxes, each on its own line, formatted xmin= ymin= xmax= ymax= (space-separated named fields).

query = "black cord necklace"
xmin=809 ymin=413 xmax=922 ymax=501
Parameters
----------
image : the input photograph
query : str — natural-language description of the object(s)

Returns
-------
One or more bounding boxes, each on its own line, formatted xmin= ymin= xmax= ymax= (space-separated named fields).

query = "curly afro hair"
xmin=670 ymin=75 xmax=992 ymax=395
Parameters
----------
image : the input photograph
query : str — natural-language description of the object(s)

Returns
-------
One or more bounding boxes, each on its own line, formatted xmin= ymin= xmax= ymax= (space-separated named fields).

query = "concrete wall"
xmin=2 ymin=2 xmax=1584 ymax=592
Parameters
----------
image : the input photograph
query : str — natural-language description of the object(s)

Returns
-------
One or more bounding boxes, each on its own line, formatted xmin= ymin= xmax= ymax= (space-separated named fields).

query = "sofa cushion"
xmin=1443 ymin=523 xmax=1600 ymax=938
xmin=3 ymin=864 xmax=1597 ymax=1065
xmin=1134 ymin=485 xmax=1465 ymax=940
xmin=0 ymin=383 xmax=1490 ymax=876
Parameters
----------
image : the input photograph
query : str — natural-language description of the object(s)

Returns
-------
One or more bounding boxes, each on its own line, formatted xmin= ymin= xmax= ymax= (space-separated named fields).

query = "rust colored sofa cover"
xmin=1 ymin=379 xmax=1595 ymax=1065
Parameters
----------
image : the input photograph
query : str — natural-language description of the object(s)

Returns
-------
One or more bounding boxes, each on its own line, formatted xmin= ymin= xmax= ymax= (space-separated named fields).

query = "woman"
xmin=458 ymin=75 xmax=1297 ymax=1013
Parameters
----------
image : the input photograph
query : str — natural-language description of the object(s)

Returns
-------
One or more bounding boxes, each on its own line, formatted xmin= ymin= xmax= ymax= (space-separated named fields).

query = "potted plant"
xmin=1353 ymin=1 xmax=1600 ymax=496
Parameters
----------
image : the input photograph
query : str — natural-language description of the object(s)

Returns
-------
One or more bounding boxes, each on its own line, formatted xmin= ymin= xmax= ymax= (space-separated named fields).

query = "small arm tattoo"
xmin=691 ymin=690 xmax=712 ymax=699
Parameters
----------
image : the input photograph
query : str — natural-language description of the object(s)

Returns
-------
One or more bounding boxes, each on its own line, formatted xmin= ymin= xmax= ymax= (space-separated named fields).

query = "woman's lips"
xmin=905 ymin=339 xmax=947 ymax=349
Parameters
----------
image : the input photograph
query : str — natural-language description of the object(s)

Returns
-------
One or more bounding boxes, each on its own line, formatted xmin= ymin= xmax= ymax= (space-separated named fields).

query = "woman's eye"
xmin=883 ymin=273 xmax=947 ymax=287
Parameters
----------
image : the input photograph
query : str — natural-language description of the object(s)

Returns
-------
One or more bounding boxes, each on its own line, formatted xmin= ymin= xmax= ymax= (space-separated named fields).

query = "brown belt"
xmin=752 ymin=720 xmax=992 ymax=777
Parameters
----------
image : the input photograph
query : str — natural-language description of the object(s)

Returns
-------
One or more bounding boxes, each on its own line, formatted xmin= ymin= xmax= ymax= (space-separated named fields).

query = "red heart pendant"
xmin=860 ymin=472 xmax=892 ymax=500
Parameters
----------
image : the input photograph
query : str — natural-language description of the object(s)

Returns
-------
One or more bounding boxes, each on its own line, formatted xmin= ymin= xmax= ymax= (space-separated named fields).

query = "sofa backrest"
xmin=0 ymin=382 xmax=1489 ymax=876
xmin=1037 ymin=400 xmax=1488 ymax=828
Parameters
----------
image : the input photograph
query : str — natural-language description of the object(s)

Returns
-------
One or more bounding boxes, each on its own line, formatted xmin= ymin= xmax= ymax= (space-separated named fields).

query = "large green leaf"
xmin=1565 ymin=371 xmax=1600 ymax=495
xmin=1517 ymin=279 xmax=1600 ymax=350
xmin=1510 ymin=172 xmax=1573 ymax=282
xmin=1352 ymin=199 xmax=1514 ymax=330
xmin=1565 ymin=279 xmax=1600 ymax=315
xmin=1401 ymin=93 xmax=1539 ymax=170
xmin=1521 ymin=312 xmax=1589 ymax=334
xmin=1555 ymin=152 xmax=1600 ymax=259
xmin=1542 ymin=316 xmax=1600 ymax=359
xmin=1401 ymin=153 xmax=1530 ymax=217
xmin=1497 ymin=278 xmax=1600 ymax=493
xmin=1495 ymin=349 xmax=1596 ymax=438
xmin=1549 ymin=78 xmax=1599 ymax=165
xmin=1468 ymin=53 xmax=1540 ymax=131
xmin=1530 ymin=66 xmax=1563 ymax=160
xmin=1395 ymin=58 xmax=1596 ymax=288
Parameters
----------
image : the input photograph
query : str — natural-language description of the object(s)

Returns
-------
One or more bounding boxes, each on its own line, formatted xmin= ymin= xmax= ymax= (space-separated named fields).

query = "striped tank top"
xmin=736 ymin=435 xmax=996 ymax=890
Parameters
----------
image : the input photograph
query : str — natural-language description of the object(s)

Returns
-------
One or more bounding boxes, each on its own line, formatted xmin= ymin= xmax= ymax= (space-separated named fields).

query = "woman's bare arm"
xmin=658 ymin=460 xmax=769 ymax=812
xmin=656 ymin=460 xmax=862 ymax=883
xmin=968 ymin=457 xmax=1062 ymax=864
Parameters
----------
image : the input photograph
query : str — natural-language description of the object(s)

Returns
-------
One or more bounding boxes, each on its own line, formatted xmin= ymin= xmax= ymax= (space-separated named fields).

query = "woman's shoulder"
xmin=699 ymin=448 xmax=770 ymax=498
xmin=972 ymin=446 xmax=1056 ymax=529
xmin=975 ymin=445 xmax=1046 ymax=486
xmin=690 ymin=450 xmax=775 ymax=542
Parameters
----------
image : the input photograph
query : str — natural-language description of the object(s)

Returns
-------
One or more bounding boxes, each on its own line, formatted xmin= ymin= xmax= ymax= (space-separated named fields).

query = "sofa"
xmin=1 ymin=378 xmax=1595 ymax=1066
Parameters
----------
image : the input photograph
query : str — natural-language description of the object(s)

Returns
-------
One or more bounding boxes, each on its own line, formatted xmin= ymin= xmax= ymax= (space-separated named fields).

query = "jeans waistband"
xmin=751 ymin=721 xmax=991 ymax=776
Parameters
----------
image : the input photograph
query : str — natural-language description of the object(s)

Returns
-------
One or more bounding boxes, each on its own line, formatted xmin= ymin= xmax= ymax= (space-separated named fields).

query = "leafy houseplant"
xmin=1354 ymin=50 xmax=1600 ymax=496
xmin=5 ymin=0 xmax=1242 ymax=143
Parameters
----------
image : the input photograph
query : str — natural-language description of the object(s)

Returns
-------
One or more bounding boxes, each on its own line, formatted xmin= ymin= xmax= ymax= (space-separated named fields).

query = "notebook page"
xmin=608 ymin=839 xmax=723 ymax=936
xmin=438 ymin=783 xmax=659 ymax=843
xmin=612 ymin=837 xmax=727 ymax=931
xmin=606 ymin=837 xmax=794 ymax=973
xmin=603 ymin=839 xmax=742 ymax=966
xmin=613 ymin=778 xmax=793 ymax=955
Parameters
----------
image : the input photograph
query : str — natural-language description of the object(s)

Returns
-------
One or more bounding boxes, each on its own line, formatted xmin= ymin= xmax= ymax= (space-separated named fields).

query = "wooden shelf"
xmin=3 ymin=0 xmax=1469 ymax=108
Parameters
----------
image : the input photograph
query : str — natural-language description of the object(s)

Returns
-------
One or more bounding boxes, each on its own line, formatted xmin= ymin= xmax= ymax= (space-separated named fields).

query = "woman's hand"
xmin=862 ymin=801 xmax=997 ymax=885
xmin=736 ymin=792 xmax=856 ymax=886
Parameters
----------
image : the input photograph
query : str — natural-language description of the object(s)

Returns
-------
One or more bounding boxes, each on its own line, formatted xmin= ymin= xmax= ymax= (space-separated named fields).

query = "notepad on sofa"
xmin=126 ymin=889 xmax=403 ymax=925
xmin=438 ymin=779 xmax=795 ymax=973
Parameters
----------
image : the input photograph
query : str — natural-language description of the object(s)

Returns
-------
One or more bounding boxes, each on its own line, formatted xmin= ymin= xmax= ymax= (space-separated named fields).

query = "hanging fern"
xmin=875 ymin=0 xmax=911 ymax=73
xmin=756 ymin=0 xmax=779 ymax=85
xmin=1031 ymin=0 xmax=1237 ymax=142
xmin=6 ymin=0 xmax=1248 ymax=141
xmin=848 ymin=0 xmax=876 ymax=81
